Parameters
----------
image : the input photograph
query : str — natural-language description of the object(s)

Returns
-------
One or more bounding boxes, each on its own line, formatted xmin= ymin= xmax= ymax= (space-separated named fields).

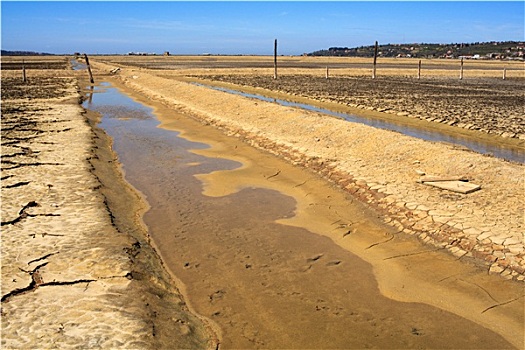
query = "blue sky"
xmin=2 ymin=1 xmax=524 ymax=55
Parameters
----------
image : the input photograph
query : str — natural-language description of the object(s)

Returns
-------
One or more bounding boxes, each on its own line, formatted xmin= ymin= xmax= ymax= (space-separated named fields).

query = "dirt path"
xmin=89 ymin=60 xmax=524 ymax=348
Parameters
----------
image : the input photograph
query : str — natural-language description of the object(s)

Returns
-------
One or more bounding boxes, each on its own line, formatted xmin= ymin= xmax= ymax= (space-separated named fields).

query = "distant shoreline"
xmin=3 ymin=39 xmax=524 ymax=59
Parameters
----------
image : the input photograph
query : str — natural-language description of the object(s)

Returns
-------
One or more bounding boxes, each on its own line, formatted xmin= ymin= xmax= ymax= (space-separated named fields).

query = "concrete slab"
xmin=422 ymin=180 xmax=481 ymax=194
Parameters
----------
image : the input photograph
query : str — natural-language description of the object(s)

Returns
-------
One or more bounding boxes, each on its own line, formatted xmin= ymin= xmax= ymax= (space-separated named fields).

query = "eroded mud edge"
xmin=199 ymin=116 xmax=525 ymax=282
xmin=81 ymin=70 xmax=523 ymax=349
xmin=105 ymin=70 xmax=524 ymax=283
xmin=80 ymin=80 xmax=221 ymax=349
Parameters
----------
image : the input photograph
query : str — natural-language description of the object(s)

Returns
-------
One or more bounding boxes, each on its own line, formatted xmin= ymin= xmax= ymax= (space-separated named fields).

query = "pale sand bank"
xmin=1 ymin=65 xmax=215 ymax=348
xmin=92 ymin=60 xmax=524 ymax=282
xmin=88 ymin=60 xmax=523 ymax=348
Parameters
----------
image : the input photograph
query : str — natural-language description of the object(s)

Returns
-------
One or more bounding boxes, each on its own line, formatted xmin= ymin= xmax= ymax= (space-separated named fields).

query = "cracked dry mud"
xmin=2 ymin=56 xmax=523 ymax=349
xmin=96 ymin=61 xmax=523 ymax=283
xmin=84 ymin=58 xmax=524 ymax=348
xmin=1 ymin=61 xmax=213 ymax=349
xmin=201 ymin=74 xmax=525 ymax=139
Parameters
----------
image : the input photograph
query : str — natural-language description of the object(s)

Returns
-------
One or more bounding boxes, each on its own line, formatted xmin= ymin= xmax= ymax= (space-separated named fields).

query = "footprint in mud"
xmin=411 ymin=327 xmax=424 ymax=336
xmin=300 ymin=254 xmax=324 ymax=272
xmin=305 ymin=254 xmax=341 ymax=267
xmin=306 ymin=254 xmax=324 ymax=263
xmin=209 ymin=289 xmax=226 ymax=302
xmin=302 ymin=254 xmax=336 ymax=272
xmin=300 ymin=265 xmax=313 ymax=273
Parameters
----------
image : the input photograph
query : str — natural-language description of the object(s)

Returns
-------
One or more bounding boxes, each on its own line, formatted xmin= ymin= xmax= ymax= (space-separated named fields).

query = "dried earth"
xmin=199 ymin=74 xmax=525 ymax=139
xmin=91 ymin=57 xmax=523 ymax=348
xmin=1 ymin=59 xmax=216 ymax=349
xmin=1 ymin=56 xmax=523 ymax=349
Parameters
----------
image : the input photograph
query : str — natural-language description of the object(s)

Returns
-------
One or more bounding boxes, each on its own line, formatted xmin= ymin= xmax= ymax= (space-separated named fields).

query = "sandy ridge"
xmin=199 ymin=74 xmax=525 ymax=140
xmin=92 ymin=61 xmax=524 ymax=282
xmin=1 ymin=67 xmax=213 ymax=348
xmin=1 ymin=80 xmax=154 ymax=348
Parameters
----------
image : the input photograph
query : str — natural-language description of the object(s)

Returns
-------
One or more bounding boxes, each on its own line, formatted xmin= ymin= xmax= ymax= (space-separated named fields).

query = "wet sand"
xmin=94 ymin=59 xmax=524 ymax=279
xmin=1 ymin=60 xmax=214 ymax=349
xmin=2 ymin=57 xmax=523 ymax=349
xmin=97 ymin=75 xmax=523 ymax=348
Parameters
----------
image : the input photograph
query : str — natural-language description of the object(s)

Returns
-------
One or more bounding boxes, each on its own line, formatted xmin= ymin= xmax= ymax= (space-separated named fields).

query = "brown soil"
xmin=1 ymin=76 xmax=75 ymax=100
xmin=1 ymin=60 xmax=69 ymax=71
xmin=2 ymin=55 xmax=523 ymax=349
xmin=89 ymin=58 xmax=524 ymax=349
xmin=1 ymin=60 xmax=215 ymax=348
xmin=198 ymin=74 xmax=525 ymax=138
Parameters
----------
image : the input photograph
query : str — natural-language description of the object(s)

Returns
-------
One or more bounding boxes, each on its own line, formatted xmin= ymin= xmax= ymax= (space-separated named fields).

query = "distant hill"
xmin=307 ymin=41 xmax=524 ymax=59
xmin=1 ymin=50 xmax=55 ymax=56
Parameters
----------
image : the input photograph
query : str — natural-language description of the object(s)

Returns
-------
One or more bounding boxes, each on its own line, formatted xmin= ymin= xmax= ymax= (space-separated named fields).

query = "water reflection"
xmin=86 ymin=85 xmax=94 ymax=104
xmin=81 ymin=81 xmax=520 ymax=349
xmin=70 ymin=58 xmax=87 ymax=71
xmin=82 ymin=82 xmax=240 ymax=175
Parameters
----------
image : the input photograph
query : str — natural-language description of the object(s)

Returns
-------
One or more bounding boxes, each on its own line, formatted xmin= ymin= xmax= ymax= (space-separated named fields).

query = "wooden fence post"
xmin=503 ymin=68 xmax=507 ymax=80
xmin=22 ymin=59 xmax=27 ymax=83
xmin=84 ymin=53 xmax=95 ymax=84
xmin=326 ymin=66 xmax=329 ymax=79
xmin=273 ymin=39 xmax=278 ymax=80
xmin=88 ymin=85 xmax=94 ymax=104
xmin=372 ymin=41 xmax=378 ymax=79
xmin=417 ymin=59 xmax=421 ymax=80
xmin=459 ymin=57 xmax=464 ymax=80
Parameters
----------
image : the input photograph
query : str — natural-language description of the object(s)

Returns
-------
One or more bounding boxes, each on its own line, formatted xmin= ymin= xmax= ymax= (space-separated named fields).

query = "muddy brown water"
xmin=84 ymin=82 xmax=519 ymax=349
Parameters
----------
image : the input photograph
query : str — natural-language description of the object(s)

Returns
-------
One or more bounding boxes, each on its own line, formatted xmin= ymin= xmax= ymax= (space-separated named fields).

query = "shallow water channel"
xmin=195 ymin=83 xmax=524 ymax=164
xmin=84 ymin=82 xmax=516 ymax=349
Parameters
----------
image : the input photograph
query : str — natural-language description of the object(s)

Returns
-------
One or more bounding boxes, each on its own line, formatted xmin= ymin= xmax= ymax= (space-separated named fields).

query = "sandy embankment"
xmin=92 ymin=60 xmax=524 ymax=282
xmin=1 ymin=63 xmax=215 ymax=348
xmin=84 ymin=60 xmax=525 ymax=348
xmin=2 ymin=57 xmax=522 ymax=348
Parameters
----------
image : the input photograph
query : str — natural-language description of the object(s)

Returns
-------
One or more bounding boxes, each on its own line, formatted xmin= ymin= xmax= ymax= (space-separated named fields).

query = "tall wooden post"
xmin=273 ymin=39 xmax=278 ymax=80
xmin=503 ymin=68 xmax=507 ymax=80
xmin=22 ymin=59 xmax=27 ymax=83
xmin=417 ymin=59 xmax=421 ymax=80
xmin=372 ymin=41 xmax=378 ymax=79
xmin=459 ymin=57 xmax=464 ymax=80
xmin=326 ymin=66 xmax=329 ymax=79
xmin=84 ymin=53 xmax=95 ymax=84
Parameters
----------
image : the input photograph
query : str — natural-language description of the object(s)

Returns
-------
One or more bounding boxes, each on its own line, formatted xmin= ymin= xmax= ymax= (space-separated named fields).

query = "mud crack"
xmin=3 ymin=181 xmax=31 ymax=189
xmin=383 ymin=248 xmax=442 ymax=260
xmin=2 ymin=279 xmax=98 ymax=303
xmin=1 ymin=201 xmax=60 ymax=226
xmin=1 ymin=160 xmax=64 ymax=170
xmin=481 ymin=294 xmax=525 ymax=314
xmin=366 ymin=232 xmax=396 ymax=250
xmin=27 ymin=252 xmax=59 ymax=265
xmin=459 ymin=279 xmax=499 ymax=303
xmin=266 ymin=169 xmax=281 ymax=180
xmin=2 ymin=258 xmax=97 ymax=303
